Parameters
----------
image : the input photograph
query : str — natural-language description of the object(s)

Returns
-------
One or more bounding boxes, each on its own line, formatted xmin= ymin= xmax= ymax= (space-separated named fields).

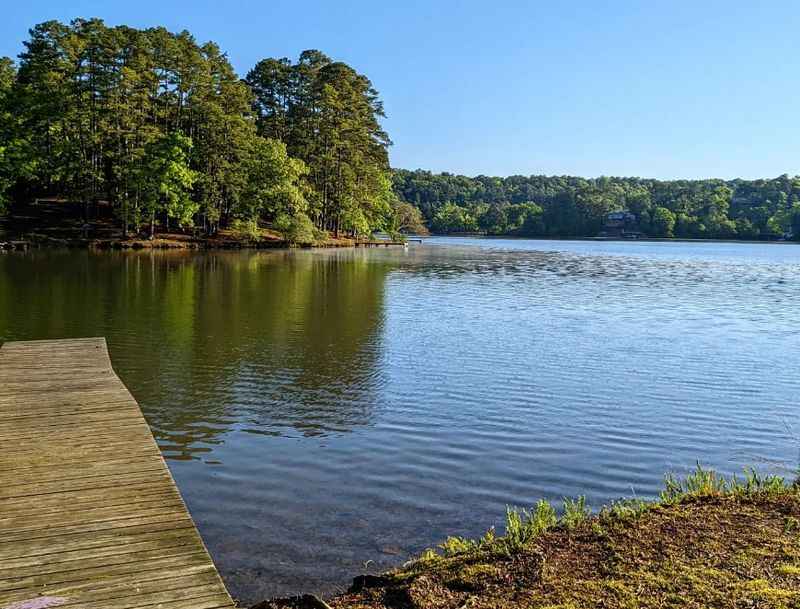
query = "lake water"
xmin=1 ymin=238 xmax=799 ymax=604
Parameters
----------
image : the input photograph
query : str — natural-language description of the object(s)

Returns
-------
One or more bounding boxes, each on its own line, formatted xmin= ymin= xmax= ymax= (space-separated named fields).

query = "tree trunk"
xmin=122 ymin=194 xmax=129 ymax=238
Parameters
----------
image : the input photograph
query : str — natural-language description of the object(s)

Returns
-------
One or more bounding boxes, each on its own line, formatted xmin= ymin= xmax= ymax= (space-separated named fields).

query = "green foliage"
xmin=431 ymin=202 xmax=478 ymax=233
xmin=661 ymin=466 xmax=727 ymax=503
xmin=651 ymin=206 xmax=676 ymax=237
xmin=427 ymin=501 xmax=560 ymax=562
xmin=502 ymin=500 xmax=558 ymax=552
xmin=601 ymin=498 xmax=650 ymax=521
xmin=516 ymin=203 xmax=545 ymax=235
xmin=414 ymin=466 xmax=792 ymax=568
xmin=229 ymin=218 xmax=261 ymax=242
xmin=0 ymin=57 xmax=33 ymax=213
xmin=417 ymin=548 xmax=440 ymax=564
xmin=661 ymin=464 xmax=787 ymax=504
xmin=388 ymin=200 xmax=428 ymax=238
xmin=3 ymin=19 xmax=264 ymax=232
xmin=312 ymin=226 xmax=329 ymax=243
xmin=139 ymin=133 xmax=198 ymax=231
xmin=242 ymin=137 xmax=308 ymax=220
xmin=561 ymin=496 xmax=590 ymax=529
xmin=478 ymin=204 xmax=508 ymax=234
xmin=440 ymin=536 xmax=479 ymax=557
xmin=246 ymin=52 xmax=392 ymax=236
xmin=0 ymin=19 xmax=379 ymax=240
xmin=440 ymin=528 xmax=498 ymax=558
xmin=274 ymin=211 xmax=316 ymax=245
xmin=394 ymin=170 xmax=800 ymax=240
xmin=733 ymin=468 xmax=787 ymax=496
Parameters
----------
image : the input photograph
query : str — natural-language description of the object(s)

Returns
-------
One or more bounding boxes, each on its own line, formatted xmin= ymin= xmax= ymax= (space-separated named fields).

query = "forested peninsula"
xmin=1 ymin=18 xmax=799 ymax=246
xmin=0 ymin=18 xmax=424 ymax=247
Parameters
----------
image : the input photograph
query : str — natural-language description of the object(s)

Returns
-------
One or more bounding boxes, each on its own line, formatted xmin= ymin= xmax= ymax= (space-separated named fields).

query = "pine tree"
xmin=246 ymin=51 xmax=393 ymax=236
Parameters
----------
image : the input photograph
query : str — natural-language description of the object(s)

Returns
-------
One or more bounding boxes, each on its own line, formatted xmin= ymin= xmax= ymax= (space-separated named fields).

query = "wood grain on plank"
xmin=0 ymin=338 xmax=235 ymax=609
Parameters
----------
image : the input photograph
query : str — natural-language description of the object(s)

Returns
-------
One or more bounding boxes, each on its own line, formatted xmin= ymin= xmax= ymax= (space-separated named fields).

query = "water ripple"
xmin=1 ymin=240 xmax=799 ymax=603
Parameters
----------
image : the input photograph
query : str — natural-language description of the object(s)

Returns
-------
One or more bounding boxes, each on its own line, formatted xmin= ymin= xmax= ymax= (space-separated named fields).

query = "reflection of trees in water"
xmin=236 ymin=251 xmax=390 ymax=438
xmin=0 ymin=249 xmax=392 ymax=460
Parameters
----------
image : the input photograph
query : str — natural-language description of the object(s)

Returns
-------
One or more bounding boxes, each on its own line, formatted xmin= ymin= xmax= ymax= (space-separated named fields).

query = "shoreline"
xmin=0 ymin=201 xmax=411 ymax=251
xmin=3 ymin=232 xmax=799 ymax=252
xmin=255 ymin=468 xmax=800 ymax=609
xmin=0 ymin=234 xmax=409 ymax=252
xmin=430 ymin=233 xmax=800 ymax=245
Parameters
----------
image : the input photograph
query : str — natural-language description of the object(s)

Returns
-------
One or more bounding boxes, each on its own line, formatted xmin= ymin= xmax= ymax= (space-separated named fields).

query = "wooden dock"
xmin=0 ymin=338 xmax=235 ymax=609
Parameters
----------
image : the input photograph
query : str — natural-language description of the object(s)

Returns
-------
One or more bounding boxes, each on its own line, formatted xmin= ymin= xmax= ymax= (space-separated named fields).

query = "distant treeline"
xmin=0 ymin=18 xmax=420 ymax=242
xmin=393 ymin=170 xmax=800 ymax=239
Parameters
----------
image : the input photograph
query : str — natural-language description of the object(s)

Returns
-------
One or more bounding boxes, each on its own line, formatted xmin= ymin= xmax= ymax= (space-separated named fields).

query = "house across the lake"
xmin=600 ymin=211 xmax=643 ymax=238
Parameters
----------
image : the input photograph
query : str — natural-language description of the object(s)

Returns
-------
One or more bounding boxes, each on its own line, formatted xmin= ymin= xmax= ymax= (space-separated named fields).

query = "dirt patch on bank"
xmin=308 ymin=492 xmax=800 ymax=609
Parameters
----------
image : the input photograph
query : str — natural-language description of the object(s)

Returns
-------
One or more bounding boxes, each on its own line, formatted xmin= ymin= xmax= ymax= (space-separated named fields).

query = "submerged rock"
xmin=348 ymin=574 xmax=393 ymax=593
xmin=250 ymin=594 xmax=333 ymax=609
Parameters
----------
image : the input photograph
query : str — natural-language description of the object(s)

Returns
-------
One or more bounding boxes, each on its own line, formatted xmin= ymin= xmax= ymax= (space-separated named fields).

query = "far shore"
xmin=4 ymin=231 xmax=798 ymax=253
xmin=430 ymin=233 xmax=800 ymax=245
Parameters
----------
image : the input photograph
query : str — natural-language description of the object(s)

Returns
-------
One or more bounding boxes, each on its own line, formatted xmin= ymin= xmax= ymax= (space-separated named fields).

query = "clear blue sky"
xmin=1 ymin=0 xmax=797 ymax=180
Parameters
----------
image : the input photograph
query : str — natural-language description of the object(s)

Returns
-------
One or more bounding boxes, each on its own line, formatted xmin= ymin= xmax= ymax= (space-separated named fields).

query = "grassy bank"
xmin=260 ymin=467 xmax=800 ymax=609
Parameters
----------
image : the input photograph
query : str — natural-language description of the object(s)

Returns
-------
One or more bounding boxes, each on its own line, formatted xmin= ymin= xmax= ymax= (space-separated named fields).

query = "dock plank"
xmin=0 ymin=338 xmax=236 ymax=609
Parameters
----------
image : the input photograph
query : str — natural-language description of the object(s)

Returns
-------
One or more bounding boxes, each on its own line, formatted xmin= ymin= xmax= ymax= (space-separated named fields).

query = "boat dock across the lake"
xmin=0 ymin=337 xmax=235 ymax=609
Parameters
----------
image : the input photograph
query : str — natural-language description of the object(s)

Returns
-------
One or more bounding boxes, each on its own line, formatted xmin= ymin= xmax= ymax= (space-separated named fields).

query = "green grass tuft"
xmin=661 ymin=464 xmax=788 ymax=504
xmin=733 ymin=467 xmax=786 ymax=495
xmin=661 ymin=464 xmax=727 ymax=503
xmin=502 ymin=500 xmax=558 ymax=553
xmin=601 ymin=498 xmax=650 ymax=521
xmin=562 ymin=496 xmax=590 ymax=529
xmin=411 ymin=465 xmax=793 ymax=566
xmin=440 ymin=526 xmax=498 ymax=557
xmin=440 ymin=536 xmax=478 ymax=557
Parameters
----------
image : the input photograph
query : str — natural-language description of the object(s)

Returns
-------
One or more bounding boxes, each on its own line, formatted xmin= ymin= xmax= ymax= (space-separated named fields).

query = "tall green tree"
xmin=246 ymin=51 xmax=392 ymax=236
xmin=0 ymin=58 xmax=18 ymax=211
xmin=241 ymin=137 xmax=308 ymax=221
xmin=138 ymin=133 xmax=197 ymax=235
xmin=388 ymin=200 xmax=428 ymax=236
